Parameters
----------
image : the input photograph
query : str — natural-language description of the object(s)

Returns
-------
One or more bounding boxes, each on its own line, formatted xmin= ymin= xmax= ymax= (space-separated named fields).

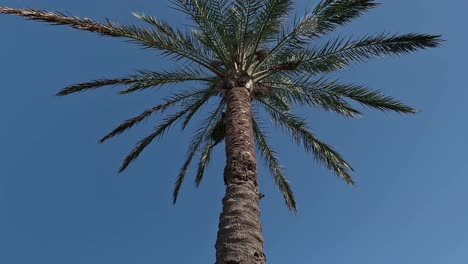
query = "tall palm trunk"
xmin=215 ymin=75 xmax=266 ymax=264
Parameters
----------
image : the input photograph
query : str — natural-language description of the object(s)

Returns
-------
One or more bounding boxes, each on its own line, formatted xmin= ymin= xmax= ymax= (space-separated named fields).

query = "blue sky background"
xmin=0 ymin=1 xmax=466 ymax=263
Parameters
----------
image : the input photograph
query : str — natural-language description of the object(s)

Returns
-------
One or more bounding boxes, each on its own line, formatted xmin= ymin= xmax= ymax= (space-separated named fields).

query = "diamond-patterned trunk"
xmin=215 ymin=81 xmax=266 ymax=264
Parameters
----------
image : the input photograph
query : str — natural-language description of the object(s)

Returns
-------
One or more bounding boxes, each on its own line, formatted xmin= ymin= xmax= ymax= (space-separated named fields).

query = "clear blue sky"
xmin=0 ymin=1 xmax=465 ymax=263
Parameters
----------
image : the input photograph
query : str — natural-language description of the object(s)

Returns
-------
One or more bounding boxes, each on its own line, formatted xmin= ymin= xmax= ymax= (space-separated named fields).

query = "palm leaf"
xmin=0 ymin=7 xmax=223 ymax=75
xmin=118 ymin=93 xmax=214 ymax=172
xmin=181 ymin=83 xmax=219 ymax=129
xmin=194 ymin=139 xmax=215 ymax=187
xmin=118 ymin=68 xmax=214 ymax=94
xmin=258 ymin=98 xmax=354 ymax=184
xmin=312 ymin=0 xmax=379 ymax=36
xmin=310 ymin=80 xmax=417 ymax=114
xmin=260 ymin=76 xmax=361 ymax=117
xmin=57 ymin=67 xmax=214 ymax=95
xmin=298 ymin=33 xmax=443 ymax=75
xmin=171 ymin=0 xmax=232 ymax=66
xmin=246 ymin=0 xmax=293 ymax=69
xmin=226 ymin=0 xmax=264 ymax=65
xmin=252 ymin=116 xmax=296 ymax=212
xmin=0 ymin=7 xmax=121 ymax=35
xmin=99 ymin=89 xmax=209 ymax=143
xmin=172 ymin=101 xmax=225 ymax=203
xmin=56 ymin=78 xmax=136 ymax=96
xmin=263 ymin=76 xmax=415 ymax=115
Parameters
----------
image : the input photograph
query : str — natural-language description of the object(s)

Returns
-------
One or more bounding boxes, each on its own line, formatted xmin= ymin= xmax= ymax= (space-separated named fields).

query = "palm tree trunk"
xmin=215 ymin=77 xmax=266 ymax=264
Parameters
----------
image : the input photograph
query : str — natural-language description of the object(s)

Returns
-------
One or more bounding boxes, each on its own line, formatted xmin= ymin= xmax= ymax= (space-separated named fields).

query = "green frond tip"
xmin=172 ymin=153 xmax=194 ymax=204
xmin=194 ymin=140 xmax=214 ymax=187
xmin=57 ymin=78 xmax=135 ymax=96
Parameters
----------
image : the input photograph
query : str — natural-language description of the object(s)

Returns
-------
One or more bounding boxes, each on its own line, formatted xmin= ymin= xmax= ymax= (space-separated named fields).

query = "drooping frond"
xmin=268 ymin=93 xmax=291 ymax=112
xmin=0 ymin=7 xmax=222 ymax=75
xmin=118 ymin=92 xmax=216 ymax=173
xmin=181 ymin=83 xmax=219 ymax=129
xmin=99 ymin=89 xmax=210 ymax=143
xmin=257 ymin=98 xmax=354 ymax=184
xmin=194 ymin=109 xmax=226 ymax=187
xmin=58 ymin=67 xmax=215 ymax=95
xmin=194 ymin=139 xmax=215 ymax=187
xmin=252 ymin=116 xmax=296 ymax=212
xmin=119 ymin=110 xmax=186 ymax=173
xmin=173 ymin=101 xmax=225 ymax=203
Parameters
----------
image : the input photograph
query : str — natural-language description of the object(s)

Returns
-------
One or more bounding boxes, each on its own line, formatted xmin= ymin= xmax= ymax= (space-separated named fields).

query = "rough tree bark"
xmin=215 ymin=73 xmax=266 ymax=264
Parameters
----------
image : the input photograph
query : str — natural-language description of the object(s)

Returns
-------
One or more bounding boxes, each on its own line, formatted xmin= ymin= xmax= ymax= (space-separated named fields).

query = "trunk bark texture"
xmin=215 ymin=78 xmax=266 ymax=264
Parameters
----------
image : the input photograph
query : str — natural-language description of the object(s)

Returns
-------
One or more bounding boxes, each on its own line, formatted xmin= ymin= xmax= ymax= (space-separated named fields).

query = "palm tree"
xmin=1 ymin=0 xmax=442 ymax=263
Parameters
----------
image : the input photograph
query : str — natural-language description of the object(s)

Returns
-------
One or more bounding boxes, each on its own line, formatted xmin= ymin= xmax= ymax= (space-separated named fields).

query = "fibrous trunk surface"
xmin=215 ymin=82 xmax=266 ymax=264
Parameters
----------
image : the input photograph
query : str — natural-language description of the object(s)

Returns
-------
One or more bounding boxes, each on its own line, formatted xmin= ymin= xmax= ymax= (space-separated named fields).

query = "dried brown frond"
xmin=0 ymin=7 xmax=118 ymax=36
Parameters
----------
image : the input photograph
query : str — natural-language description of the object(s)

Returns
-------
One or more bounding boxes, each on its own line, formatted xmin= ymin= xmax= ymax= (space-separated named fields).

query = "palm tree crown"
xmin=0 ymin=0 xmax=442 ymax=212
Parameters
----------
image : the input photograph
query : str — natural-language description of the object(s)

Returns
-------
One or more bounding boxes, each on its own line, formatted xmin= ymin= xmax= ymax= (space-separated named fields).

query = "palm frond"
xmin=181 ymin=83 xmax=219 ymax=129
xmin=312 ymin=0 xmax=379 ymax=36
xmin=131 ymin=12 xmax=215 ymax=60
xmin=194 ymin=139 xmax=215 ymax=187
xmin=118 ymin=108 xmax=187 ymax=173
xmin=118 ymin=92 xmax=216 ymax=173
xmin=57 ymin=78 xmax=135 ymax=96
xmin=173 ymin=101 xmax=225 ymax=203
xmin=246 ymin=0 xmax=293 ymax=68
xmin=118 ymin=68 xmax=214 ymax=94
xmin=311 ymin=80 xmax=417 ymax=114
xmin=194 ymin=109 xmax=226 ymax=187
xmin=260 ymin=76 xmax=361 ymax=117
xmin=225 ymin=0 xmax=264 ymax=66
xmin=57 ymin=67 xmax=213 ymax=96
xmin=113 ymin=20 xmax=223 ymax=75
xmin=297 ymin=33 xmax=443 ymax=75
xmin=0 ymin=7 xmax=223 ymax=75
xmin=257 ymin=98 xmax=354 ymax=184
xmin=269 ymin=93 xmax=291 ymax=112
xmin=170 ymin=0 xmax=232 ymax=66
xmin=262 ymin=76 xmax=416 ymax=115
xmin=99 ymin=89 xmax=209 ymax=143
xmin=0 ymin=7 xmax=120 ymax=35
xmin=252 ymin=116 xmax=296 ymax=212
